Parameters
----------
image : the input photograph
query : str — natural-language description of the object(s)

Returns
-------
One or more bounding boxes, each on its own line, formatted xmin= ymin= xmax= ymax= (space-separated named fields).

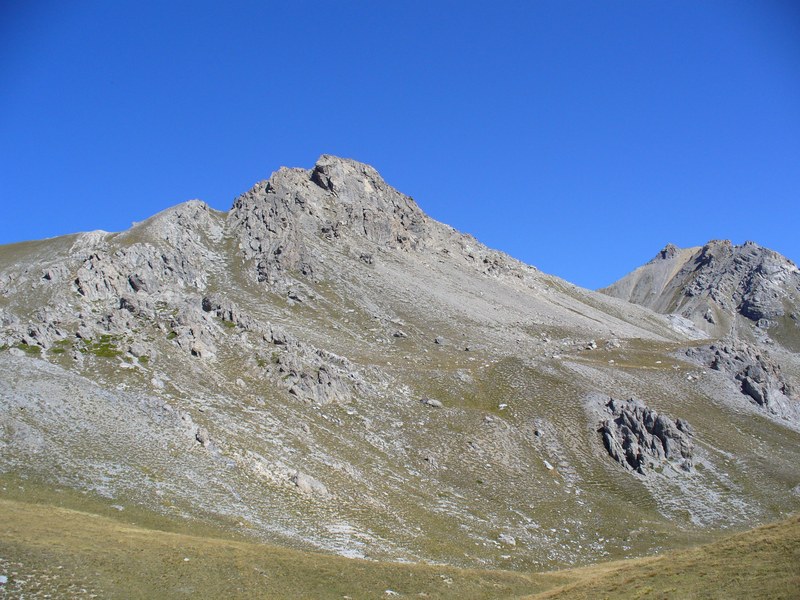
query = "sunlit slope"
xmin=1 ymin=480 xmax=797 ymax=599
xmin=2 ymin=156 xmax=799 ymax=572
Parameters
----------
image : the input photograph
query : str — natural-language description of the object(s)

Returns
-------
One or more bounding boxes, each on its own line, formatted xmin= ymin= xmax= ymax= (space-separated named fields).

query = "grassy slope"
xmin=0 ymin=498 xmax=552 ymax=599
xmin=529 ymin=515 xmax=800 ymax=600
xmin=1 ymin=481 xmax=798 ymax=600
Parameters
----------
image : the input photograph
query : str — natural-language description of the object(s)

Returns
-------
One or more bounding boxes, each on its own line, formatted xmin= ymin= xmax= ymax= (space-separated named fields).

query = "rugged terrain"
xmin=602 ymin=241 xmax=800 ymax=425
xmin=1 ymin=156 xmax=799 ymax=589
xmin=601 ymin=240 xmax=800 ymax=349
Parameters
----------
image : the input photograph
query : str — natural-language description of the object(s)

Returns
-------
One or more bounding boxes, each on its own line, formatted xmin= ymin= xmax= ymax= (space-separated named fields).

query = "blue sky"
xmin=2 ymin=1 xmax=799 ymax=289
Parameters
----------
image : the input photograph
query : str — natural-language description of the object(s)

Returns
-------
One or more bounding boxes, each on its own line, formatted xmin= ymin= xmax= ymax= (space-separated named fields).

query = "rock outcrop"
xmin=599 ymin=397 xmax=693 ymax=474
xmin=686 ymin=340 xmax=796 ymax=416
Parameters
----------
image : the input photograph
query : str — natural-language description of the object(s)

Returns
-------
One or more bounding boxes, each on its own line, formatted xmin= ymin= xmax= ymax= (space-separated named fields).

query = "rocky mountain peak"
xmin=227 ymin=155 xmax=429 ymax=285
xmin=310 ymin=154 xmax=384 ymax=195
xmin=694 ymin=239 xmax=732 ymax=266
xmin=604 ymin=238 xmax=800 ymax=350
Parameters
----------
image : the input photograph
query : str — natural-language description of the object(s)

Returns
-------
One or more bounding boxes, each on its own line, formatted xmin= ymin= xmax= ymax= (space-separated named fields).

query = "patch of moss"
xmin=220 ymin=319 xmax=236 ymax=329
xmin=166 ymin=331 xmax=178 ymax=340
xmin=138 ymin=355 xmax=150 ymax=365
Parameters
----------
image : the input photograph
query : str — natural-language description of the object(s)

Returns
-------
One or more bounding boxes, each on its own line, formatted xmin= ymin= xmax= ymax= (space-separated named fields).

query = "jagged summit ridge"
xmin=603 ymin=239 xmax=800 ymax=345
xmin=649 ymin=243 xmax=682 ymax=263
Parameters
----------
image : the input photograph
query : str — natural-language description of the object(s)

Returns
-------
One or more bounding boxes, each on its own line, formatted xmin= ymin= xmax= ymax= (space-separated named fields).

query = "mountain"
xmin=602 ymin=241 xmax=800 ymax=424
xmin=1 ymin=156 xmax=799 ymax=582
xmin=601 ymin=240 xmax=800 ymax=350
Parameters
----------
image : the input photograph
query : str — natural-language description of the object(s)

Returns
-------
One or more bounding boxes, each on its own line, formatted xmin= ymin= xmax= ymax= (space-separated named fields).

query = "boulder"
xmin=195 ymin=427 xmax=211 ymax=447
xmin=291 ymin=471 xmax=329 ymax=498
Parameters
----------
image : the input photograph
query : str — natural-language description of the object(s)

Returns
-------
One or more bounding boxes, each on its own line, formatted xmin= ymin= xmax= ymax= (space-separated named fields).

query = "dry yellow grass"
xmin=1 ymin=490 xmax=798 ymax=599
xmin=526 ymin=515 xmax=800 ymax=600
xmin=0 ymin=497 xmax=553 ymax=599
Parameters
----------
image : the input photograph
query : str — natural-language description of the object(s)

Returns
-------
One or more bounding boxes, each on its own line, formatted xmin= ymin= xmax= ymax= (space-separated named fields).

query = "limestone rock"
xmin=602 ymin=240 xmax=800 ymax=344
xmin=291 ymin=471 xmax=328 ymax=498
xmin=195 ymin=427 xmax=211 ymax=448
xmin=599 ymin=397 xmax=693 ymax=474
xmin=686 ymin=340 xmax=795 ymax=413
xmin=227 ymin=155 xmax=429 ymax=286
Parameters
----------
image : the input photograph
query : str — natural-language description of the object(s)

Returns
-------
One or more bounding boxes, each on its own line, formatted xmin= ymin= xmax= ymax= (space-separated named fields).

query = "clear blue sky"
xmin=2 ymin=1 xmax=799 ymax=289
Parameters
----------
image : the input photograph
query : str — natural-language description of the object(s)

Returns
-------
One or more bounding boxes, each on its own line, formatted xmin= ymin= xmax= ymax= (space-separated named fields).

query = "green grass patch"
xmin=81 ymin=334 xmax=122 ymax=358
xmin=13 ymin=343 xmax=42 ymax=356
xmin=0 ymin=496 xmax=550 ymax=600
xmin=532 ymin=515 xmax=800 ymax=599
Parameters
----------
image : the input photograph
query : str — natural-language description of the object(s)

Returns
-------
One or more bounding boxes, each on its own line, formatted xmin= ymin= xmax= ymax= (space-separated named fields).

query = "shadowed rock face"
xmin=599 ymin=397 xmax=693 ymax=475
xmin=601 ymin=240 xmax=800 ymax=345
